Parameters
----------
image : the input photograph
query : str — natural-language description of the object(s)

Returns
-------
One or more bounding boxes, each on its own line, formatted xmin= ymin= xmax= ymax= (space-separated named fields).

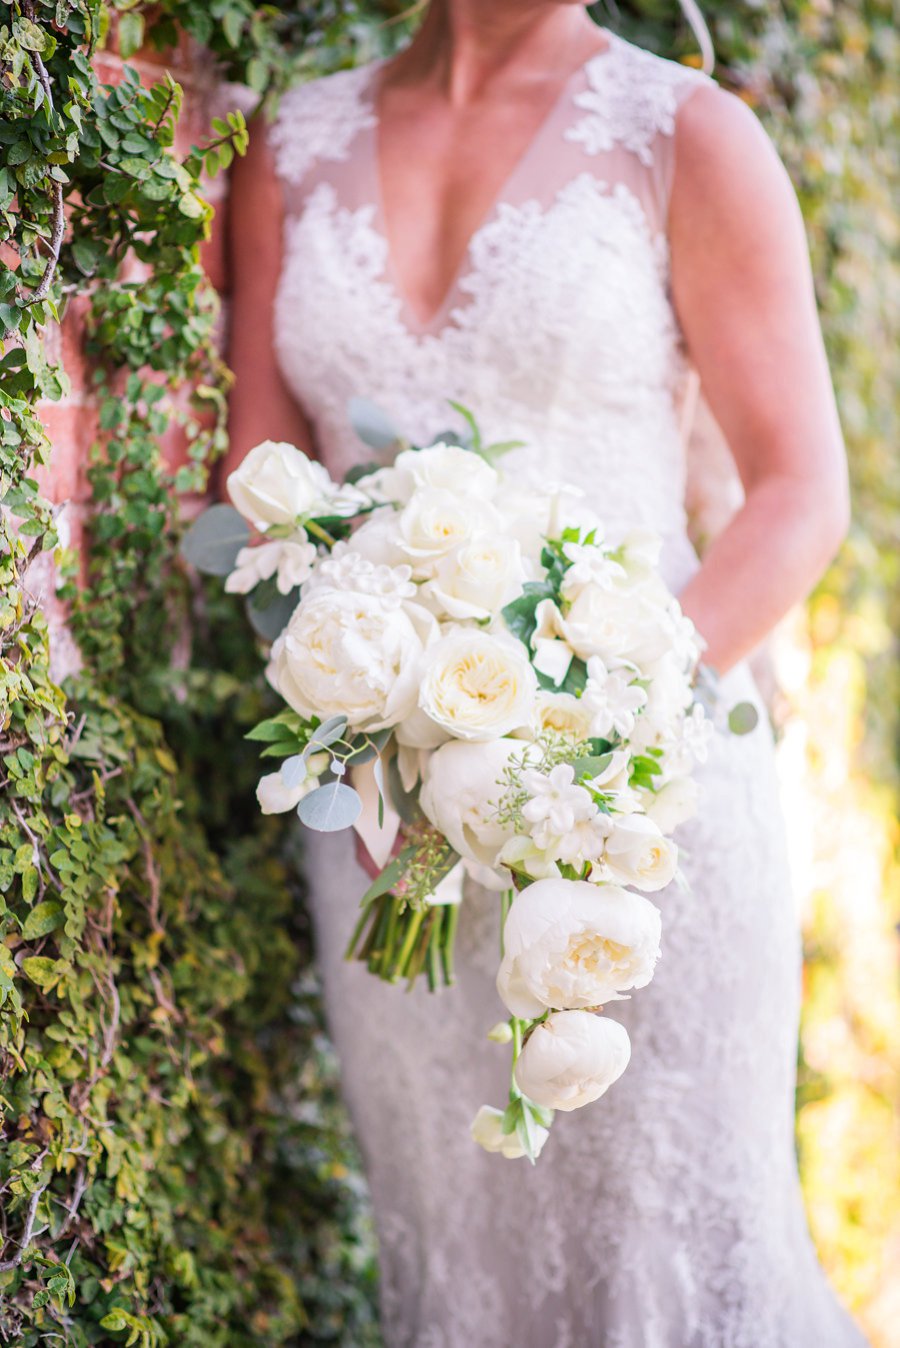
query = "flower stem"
xmin=440 ymin=902 xmax=460 ymax=986
xmin=304 ymin=518 xmax=338 ymax=547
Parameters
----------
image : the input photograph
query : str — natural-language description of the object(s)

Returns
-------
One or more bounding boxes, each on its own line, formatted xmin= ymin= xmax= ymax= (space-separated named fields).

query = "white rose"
xmin=497 ymin=878 xmax=662 ymax=1018
xmin=227 ymin=441 xmax=359 ymax=529
xmin=425 ymin=536 xmax=526 ymax=621
xmin=470 ymin=1105 xmax=549 ymax=1160
xmin=398 ymin=488 xmax=501 ymax=567
xmin=267 ymin=589 xmax=436 ymax=730
xmin=418 ymin=629 xmax=537 ymax=741
xmin=602 ymin=814 xmax=678 ymax=892
xmin=524 ymin=691 xmax=595 ymax=742
xmin=344 ymin=508 xmax=408 ymax=568
xmin=561 ymin=584 xmax=672 ymax=668
xmin=514 ymin=1011 xmax=631 ymax=1112
xmin=643 ymin=777 xmax=699 ymax=834
xmin=419 ymin=737 xmax=531 ymax=872
xmin=361 ymin=443 xmax=499 ymax=506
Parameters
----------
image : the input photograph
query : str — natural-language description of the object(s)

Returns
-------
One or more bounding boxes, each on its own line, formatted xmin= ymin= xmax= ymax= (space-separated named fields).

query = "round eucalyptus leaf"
xmin=245 ymin=587 xmax=299 ymax=642
xmin=305 ymin=714 xmax=349 ymax=754
xmin=280 ymin=755 xmax=308 ymax=789
xmin=728 ymin=701 xmax=760 ymax=735
xmin=348 ymin=396 xmax=400 ymax=451
xmin=297 ymin=782 xmax=362 ymax=832
xmin=179 ymin=504 xmax=249 ymax=576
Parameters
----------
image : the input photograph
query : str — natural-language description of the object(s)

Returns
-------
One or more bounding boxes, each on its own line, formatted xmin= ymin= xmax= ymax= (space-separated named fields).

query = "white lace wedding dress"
xmin=267 ymin=31 xmax=868 ymax=1348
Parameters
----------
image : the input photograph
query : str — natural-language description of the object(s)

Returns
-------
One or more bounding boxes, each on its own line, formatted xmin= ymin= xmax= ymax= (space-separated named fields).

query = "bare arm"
xmin=218 ymin=113 xmax=314 ymax=495
xmin=670 ymin=88 xmax=849 ymax=673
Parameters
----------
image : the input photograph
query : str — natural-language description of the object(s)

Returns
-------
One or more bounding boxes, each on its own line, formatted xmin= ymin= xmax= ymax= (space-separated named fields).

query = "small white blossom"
xmin=521 ymin=764 xmax=598 ymax=850
xmin=581 ymin=657 xmax=648 ymax=739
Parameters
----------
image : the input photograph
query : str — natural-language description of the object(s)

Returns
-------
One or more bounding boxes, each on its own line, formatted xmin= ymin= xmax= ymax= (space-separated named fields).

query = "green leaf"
xmin=728 ymin=701 xmax=760 ymax=735
xmin=118 ymin=12 xmax=145 ymax=58
xmin=347 ymin=396 xmax=400 ymax=451
xmin=21 ymin=899 xmax=64 ymax=941
xmin=21 ymin=956 xmax=66 ymax=989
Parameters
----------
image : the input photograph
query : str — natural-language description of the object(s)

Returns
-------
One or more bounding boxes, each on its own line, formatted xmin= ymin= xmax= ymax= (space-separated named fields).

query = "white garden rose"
xmin=227 ymin=440 xmax=361 ymax=529
xmin=643 ymin=777 xmax=699 ymax=834
xmin=560 ymin=583 xmax=672 ymax=668
xmin=514 ymin=1011 xmax=631 ymax=1112
xmin=526 ymin=691 xmax=595 ymax=742
xmin=343 ymin=508 xmax=408 ymax=568
xmin=418 ymin=629 xmax=537 ymax=741
xmin=398 ymin=487 xmax=501 ymax=567
xmin=419 ymin=737 xmax=532 ymax=872
xmin=470 ymin=1105 xmax=549 ymax=1160
xmin=602 ymin=814 xmax=679 ymax=892
xmin=267 ymin=589 xmax=436 ymax=730
xmin=425 ymin=536 xmax=526 ymax=621
xmin=496 ymin=878 xmax=662 ymax=1018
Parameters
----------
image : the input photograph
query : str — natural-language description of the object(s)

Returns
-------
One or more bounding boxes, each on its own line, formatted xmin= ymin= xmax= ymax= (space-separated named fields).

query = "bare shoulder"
xmin=671 ymin=84 xmax=799 ymax=230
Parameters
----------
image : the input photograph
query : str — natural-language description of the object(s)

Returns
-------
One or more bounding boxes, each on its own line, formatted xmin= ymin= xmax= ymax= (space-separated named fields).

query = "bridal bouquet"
xmin=182 ymin=405 xmax=755 ymax=1162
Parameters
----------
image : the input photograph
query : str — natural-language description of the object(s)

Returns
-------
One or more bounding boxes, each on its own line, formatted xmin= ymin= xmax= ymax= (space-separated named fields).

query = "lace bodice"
xmin=270 ymin=32 xmax=714 ymax=591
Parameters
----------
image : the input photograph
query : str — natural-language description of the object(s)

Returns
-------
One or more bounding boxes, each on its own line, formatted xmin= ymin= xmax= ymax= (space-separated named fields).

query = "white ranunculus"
xmin=497 ymin=878 xmax=662 ymax=1018
xmin=419 ymin=737 xmax=532 ymax=872
xmin=602 ymin=814 xmax=678 ymax=892
xmin=227 ymin=441 xmax=361 ymax=529
xmin=470 ymin=1105 xmax=549 ymax=1160
xmin=425 ymin=536 xmax=526 ymax=621
xmin=643 ymin=777 xmax=699 ymax=834
xmin=418 ymin=629 xmax=537 ymax=741
xmin=514 ymin=1011 xmax=631 ymax=1112
xmin=267 ymin=589 xmax=436 ymax=730
xmin=397 ymin=488 xmax=501 ymax=568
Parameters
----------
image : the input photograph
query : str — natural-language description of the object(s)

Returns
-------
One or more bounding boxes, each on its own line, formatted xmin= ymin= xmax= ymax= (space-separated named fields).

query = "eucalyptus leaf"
xmin=179 ymin=504 xmax=249 ymax=576
xmin=304 ymin=715 xmax=349 ymax=755
xmin=386 ymin=753 xmax=421 ymax=826
xmin=280 ymin=756 xmax=308 ymax=789
xmin=297 ymin=782 xmax=362 ymax=832
xmin=728 ymin=702 xmax=760 ymax=735
xmin=342 ymin=727 xmax=391 ymax=766
xmin=348 ymin=396 xmax=400 ymax=451
xmin=246 ymin=586 xmax=299 ymax=642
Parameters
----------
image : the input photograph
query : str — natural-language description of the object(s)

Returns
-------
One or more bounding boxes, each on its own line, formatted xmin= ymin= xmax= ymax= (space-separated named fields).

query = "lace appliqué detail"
xmin=269 ymin=64 xmax=377 ymax=185
xmin=566 ymin=36 xmax=712 ymax=166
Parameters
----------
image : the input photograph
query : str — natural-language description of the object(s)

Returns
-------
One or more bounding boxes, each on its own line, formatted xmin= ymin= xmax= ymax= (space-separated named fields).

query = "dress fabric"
xmin=268 ymin=32 xmax=869 ymax=1348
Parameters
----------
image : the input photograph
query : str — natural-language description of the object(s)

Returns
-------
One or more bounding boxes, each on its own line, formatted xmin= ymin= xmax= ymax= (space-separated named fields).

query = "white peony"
xmin=418 ymin=629 xmax=537 ymax=741
xmin=419 ymin=737 xmax=531 ymax=873
xmin=470 ymin=1105 xmax=549 ymax=1160
xmin=424 ymin=536 xmax=526 ymax=621
xmin=497 ymin=878 xmax=662 ymax=1018
xmin=267 ymin=589 xmax=436 ymax=730
xmin=514 ymin=1011 xmax=631 ymax=1112
xmin=227 ymin=441 xmax=362 ymax=529
xmin=601 ymin=814 xmax=679 ymax=892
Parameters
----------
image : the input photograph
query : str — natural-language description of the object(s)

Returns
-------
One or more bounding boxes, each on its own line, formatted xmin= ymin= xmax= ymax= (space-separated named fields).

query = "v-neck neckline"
xmin=369 ymin=30 xmax=618 ymax=337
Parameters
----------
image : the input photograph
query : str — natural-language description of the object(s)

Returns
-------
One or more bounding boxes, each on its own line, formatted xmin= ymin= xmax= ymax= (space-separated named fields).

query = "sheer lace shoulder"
xmin=268 ymin=63 xmax=377 ymax=187
xmin=566 ymin=34 xmax=715 ymax=167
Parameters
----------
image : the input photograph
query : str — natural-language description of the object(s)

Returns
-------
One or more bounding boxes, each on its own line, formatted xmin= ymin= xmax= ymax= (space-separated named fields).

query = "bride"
xmin=224 ymin=1 xmax=869 ymax=1343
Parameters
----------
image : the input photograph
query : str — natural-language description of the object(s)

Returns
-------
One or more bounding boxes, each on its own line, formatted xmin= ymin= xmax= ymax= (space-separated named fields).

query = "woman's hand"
xmin=669 ymin=88 xmax=849 ymax=672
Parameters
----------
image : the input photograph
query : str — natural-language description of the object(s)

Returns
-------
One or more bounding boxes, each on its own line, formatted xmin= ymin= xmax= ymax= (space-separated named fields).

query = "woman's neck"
xmin=395 ymin=0 xmax=602 ymax=105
